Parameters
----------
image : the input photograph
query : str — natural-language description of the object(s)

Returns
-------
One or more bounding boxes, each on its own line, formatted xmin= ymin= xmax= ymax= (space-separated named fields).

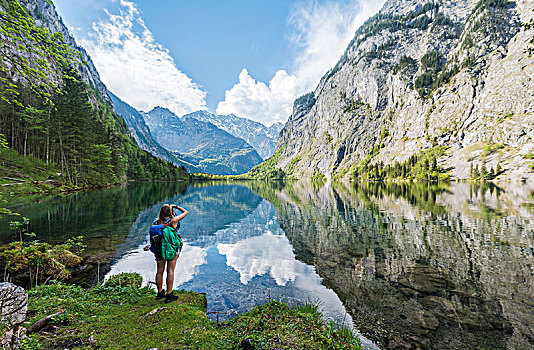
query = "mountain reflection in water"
xmin=107 ymin=183 xmax=360 ymax=346
xmin=4 ymin=180 xmax=533 ymax=349
xmin=251 ymin=181 xmax=534 ymax=350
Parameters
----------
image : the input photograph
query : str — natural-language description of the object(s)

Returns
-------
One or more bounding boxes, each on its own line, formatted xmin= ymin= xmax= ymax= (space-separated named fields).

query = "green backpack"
xmin=161 ymin=224 xmax=183 ymax=261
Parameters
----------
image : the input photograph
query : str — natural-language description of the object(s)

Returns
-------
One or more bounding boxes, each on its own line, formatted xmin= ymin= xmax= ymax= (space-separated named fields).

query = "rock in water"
xmin=0 ymin=283 xmax=28 ymax=350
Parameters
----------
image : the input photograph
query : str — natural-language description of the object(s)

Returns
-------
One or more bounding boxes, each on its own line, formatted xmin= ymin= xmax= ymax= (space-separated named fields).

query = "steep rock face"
xmin=19 ymin=0 xmax=110 ymax=104
xmin=0 ymin=0 xmax=188 ymax=184
xmin=110 ymin=93 xmax=196 ymax=171
xmin=188 ymin=111 xmax=283 ymax=160
xmin=276 ymin=0 xmax=534 ymax=181
xmin=145 ymin=107 xmax=263 ymax=175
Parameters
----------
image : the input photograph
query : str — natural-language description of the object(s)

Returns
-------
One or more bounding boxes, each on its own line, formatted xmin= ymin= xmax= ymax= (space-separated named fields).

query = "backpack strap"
xmin=162 ymin=217 xmax=173 ymax=228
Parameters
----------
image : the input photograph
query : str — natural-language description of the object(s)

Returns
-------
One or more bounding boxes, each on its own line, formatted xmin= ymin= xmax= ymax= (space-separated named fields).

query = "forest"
xmin=0 ymin=0 xmax=187 ymax=189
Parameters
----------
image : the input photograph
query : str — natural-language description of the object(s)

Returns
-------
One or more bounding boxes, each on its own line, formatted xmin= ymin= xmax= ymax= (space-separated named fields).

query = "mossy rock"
xmin=0 ymin=241 xmax=82 ymax=286
xmin=104 ymin=273 xmax=143 ymax=288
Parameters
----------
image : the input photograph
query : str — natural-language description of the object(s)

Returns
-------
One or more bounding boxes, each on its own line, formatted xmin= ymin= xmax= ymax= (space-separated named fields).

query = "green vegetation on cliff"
xmin=350 ymin=147 xmax=450 ymax=181
xmin=192 ymin=146 xmax=287 ymax=181
xmin=523 ymin=9 xmax=534 ymax=55
xmin=243 ymin=146 xmax=287 ymax=179
xmin=0 ymin=0 xmax=188 ymax=193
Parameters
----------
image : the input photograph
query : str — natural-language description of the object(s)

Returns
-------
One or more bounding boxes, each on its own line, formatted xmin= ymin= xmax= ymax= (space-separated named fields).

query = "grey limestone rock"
xmin=144 ymin=107 xmax=263 ymax=175
xmin=188 ymin=110 xmax=283 ymax=160
xmin=276 ymin=0 xmax=534 ymax=182
xmin=0 ymin=283 xmax=28 ymax=350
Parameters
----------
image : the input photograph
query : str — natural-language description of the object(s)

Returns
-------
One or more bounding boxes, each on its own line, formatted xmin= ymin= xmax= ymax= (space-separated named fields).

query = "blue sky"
xmin=54 ymin=0 xmax=385 ymax=125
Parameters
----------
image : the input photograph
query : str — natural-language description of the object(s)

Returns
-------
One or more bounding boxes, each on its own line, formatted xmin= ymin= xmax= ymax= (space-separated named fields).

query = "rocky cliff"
xmin=110 ymin=93 xmax=197 ymax=171
xmin=188 ymin=111 xmax=284 ymax=160
xmin=275 ymin=0 xmax=534 ymax=182
xmin=18 ymin=0 xmax=110 ymax=104
xmin=0 ymin=0 xmax=188 ymax=185
xmin=144 ymin=107 xmax=263 ymax=175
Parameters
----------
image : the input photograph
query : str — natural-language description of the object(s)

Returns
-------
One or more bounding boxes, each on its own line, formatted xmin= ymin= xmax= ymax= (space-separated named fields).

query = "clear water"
xmin=3 ymin=181 xmax=534 ymax=350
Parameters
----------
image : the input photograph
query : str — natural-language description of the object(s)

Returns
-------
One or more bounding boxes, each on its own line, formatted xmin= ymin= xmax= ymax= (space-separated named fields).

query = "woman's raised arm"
xmin=171 ymin=205 xmax=188 ymax=223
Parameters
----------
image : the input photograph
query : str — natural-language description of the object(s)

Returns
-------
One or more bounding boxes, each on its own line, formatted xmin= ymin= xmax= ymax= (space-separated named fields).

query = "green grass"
xmin=0 ymin=148 xmax=68 ymax=196
xmin=25 ymin=279 xmax=363 ymax=349
xmin=481 ymin=143 xmax=505 ymax=159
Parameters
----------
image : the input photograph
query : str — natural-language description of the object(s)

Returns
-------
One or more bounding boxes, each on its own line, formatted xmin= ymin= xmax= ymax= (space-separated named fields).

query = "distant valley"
xmin=143 ymin=107 xmax=264 ymax=175
xmin=110 ymin=95 xmax=280 ymax=176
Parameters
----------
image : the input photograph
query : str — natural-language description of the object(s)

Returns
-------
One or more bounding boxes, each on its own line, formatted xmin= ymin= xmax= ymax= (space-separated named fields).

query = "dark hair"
xmin=158 ymin=204 xmax=173 ymax=224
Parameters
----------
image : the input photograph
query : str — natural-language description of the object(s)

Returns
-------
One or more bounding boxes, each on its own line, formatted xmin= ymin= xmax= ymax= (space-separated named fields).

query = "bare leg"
xmin=165 ymin=253 xmax=179 ymax=294
xmin=156 ymin=260 xmax=166 ymax=292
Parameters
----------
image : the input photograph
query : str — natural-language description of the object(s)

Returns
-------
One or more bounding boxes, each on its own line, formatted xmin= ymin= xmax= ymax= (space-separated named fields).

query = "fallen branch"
xmin=140 ymin=307 xmax=167 ymax=319
xmin=27 ymin=311 xmax=63 ymax=333
xmin=1 ymin=182 xmax=24 ymax=186
xmin=2 ymin=176 xmax=27 ymax=182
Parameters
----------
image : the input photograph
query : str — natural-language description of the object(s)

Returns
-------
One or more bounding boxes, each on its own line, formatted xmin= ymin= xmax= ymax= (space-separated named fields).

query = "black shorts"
xmin=154 ymin=249 xmax=163 ymax=262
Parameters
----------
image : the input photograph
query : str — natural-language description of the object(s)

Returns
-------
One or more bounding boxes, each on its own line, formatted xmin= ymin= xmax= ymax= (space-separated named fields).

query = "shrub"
xmin=392 ymin=55 xmax=417 ymax=75
xmin=0 ymin=240 xmax=83 ymax=286
xmin=421 ymin=51 xmax=443 ymax=72
xmin=104 ymin=272 xmax=143 ymax=288
xmin=293 ymin=92 xmax=316 ymax=113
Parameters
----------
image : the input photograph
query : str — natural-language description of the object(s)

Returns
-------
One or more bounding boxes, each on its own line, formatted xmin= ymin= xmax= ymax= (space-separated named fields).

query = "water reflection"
xmin=250 ymin=181 xmax=534 ymax=350
xmin=0 ymin=182 xmax=189 ymax=285
xmin=107 ymin=192 xmax=360 ymax=346
xmin=4 ymin=179 xmax=533 ymax=349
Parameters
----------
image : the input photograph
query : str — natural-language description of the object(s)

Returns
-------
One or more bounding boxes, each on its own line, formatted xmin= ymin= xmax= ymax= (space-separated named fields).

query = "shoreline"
xmin=10 ymin=274 xmax=364 ymax=349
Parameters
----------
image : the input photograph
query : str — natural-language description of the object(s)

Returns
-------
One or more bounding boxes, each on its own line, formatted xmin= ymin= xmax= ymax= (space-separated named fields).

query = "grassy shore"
xmin=22 ymin=273 xmax=362 ymax=349
xmin=0 ymin=148 xmax=72 ymax=196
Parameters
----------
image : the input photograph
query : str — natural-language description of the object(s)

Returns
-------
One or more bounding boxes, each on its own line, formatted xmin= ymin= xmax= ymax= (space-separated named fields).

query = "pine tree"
xmin=473 ymin=164 xmax=480 ymax=178
xmin=481 ymin=165 xmax=488 ymax=180
xmin=489 ymin=167 xmax=495 ymax=179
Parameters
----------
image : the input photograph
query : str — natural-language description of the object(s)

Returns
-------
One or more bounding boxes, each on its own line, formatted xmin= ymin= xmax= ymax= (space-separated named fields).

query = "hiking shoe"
xmin=156 ymin=290 xmax=165 ymax=300
xmin=164 ymin=291 xmax=179 ymax=304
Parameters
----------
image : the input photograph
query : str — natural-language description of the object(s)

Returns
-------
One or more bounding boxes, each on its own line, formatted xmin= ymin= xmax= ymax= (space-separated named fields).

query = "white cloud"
xmin=217 ymin=230 xmax=305 ymax=286
xmin=105 ymin=243 xmax=207 ymax=288
xmin=216 ymin=0 xmax=385 ymax=126
xmin=82 ymin=0 xmax=206 ymax=116
xmin=216 ymin=69 xmax=299 ymax=126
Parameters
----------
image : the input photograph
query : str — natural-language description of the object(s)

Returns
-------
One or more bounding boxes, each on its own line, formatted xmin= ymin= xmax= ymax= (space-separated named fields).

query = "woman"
xmin=154 ymin=204 xmax=188 ymax=303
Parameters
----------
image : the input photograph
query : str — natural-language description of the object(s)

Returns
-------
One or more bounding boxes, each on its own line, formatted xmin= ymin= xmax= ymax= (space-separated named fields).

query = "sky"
xmin=53 ymin=0 xmax=385 ymax=125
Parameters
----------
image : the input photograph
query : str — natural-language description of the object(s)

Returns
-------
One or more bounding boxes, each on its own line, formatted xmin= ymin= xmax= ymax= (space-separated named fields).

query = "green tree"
xmin=473 ymin=164 xmax=480 ymax=178
xmin=480 ymin=165 xmax=488 ymax=180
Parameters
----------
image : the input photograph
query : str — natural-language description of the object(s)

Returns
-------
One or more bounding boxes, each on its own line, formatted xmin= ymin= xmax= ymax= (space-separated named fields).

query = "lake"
xmin=2 ymin=180 xmax=534 ymax=349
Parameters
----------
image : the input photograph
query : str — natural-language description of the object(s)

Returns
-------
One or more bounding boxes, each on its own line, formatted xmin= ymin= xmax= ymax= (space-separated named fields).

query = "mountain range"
xmin=187 ymin=111 xmax=283 ymax=160
xmin=143 ymin=107 xmax=263 ymax=175
xmin=109 ymin=92 xmax=196 ymax=170
xmin=271 ymin=0 xmax=534 ymax=182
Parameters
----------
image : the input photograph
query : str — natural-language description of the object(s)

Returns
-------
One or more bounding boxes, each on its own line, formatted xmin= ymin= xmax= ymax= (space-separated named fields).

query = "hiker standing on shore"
xmin=150 ymin=204 xmax=187 ymax=303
